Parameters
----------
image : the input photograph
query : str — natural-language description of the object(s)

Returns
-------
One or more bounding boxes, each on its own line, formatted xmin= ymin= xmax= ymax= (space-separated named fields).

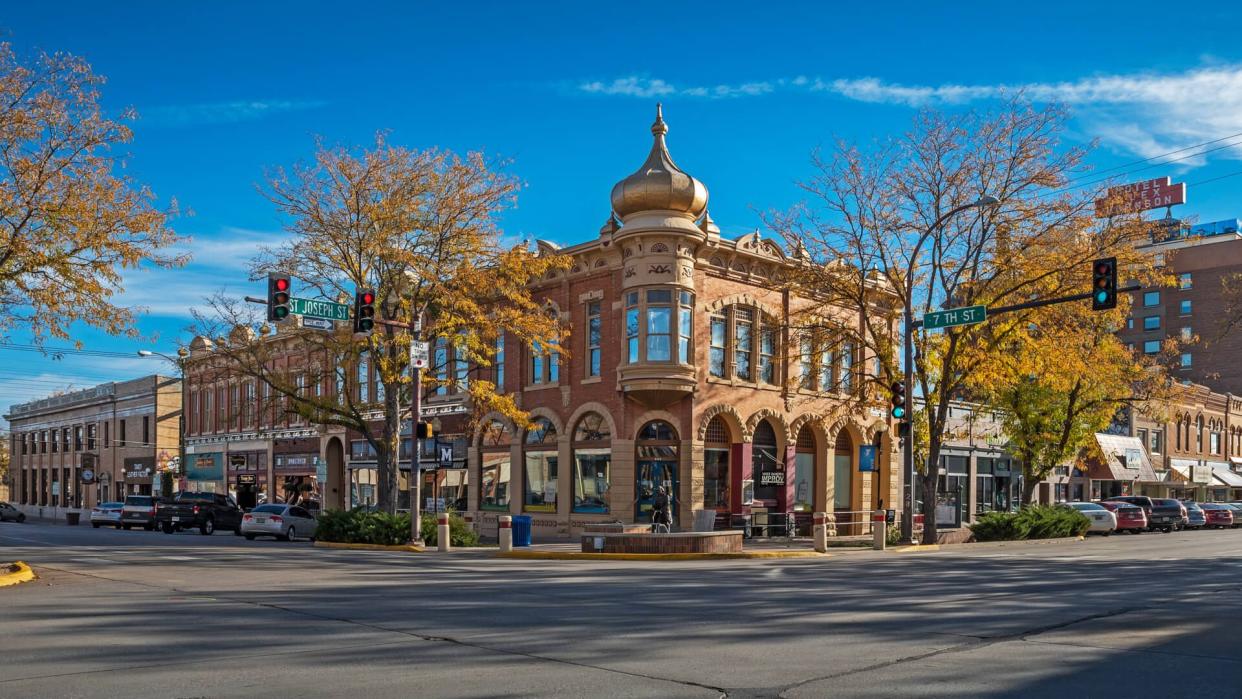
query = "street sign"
xmin=300 ymin=316 xmax=334 ymax=331
xmin=923 ymin=305 xmax=986 ymax=330
xmin=410 ymin=340 xmax=429 ymax=369
xmin=288 ymin=297 xmax=350 ymax=322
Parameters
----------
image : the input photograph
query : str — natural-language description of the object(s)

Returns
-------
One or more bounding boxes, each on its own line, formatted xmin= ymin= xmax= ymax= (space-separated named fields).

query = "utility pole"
xmin=409 ymin=313 xmax=424 ymax=546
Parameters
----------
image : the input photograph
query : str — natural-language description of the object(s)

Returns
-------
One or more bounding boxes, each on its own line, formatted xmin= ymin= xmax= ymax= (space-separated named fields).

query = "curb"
xmin=496 ymin=550 xmax=830 ymax=561
xmin=889 ymin=544 xmax=941 ymax=553
xmin=0 ymin=561 xmax=36 ymax=587
xmin=313 ymin=541 xmax=425 ymax=553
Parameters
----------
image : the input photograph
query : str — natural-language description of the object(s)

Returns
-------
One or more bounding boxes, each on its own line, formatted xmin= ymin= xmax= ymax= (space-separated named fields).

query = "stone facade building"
xmin=181 ymin=106 xmax=901 ymax=539
xmin=6 ymin=375 xmax=182 ymax=513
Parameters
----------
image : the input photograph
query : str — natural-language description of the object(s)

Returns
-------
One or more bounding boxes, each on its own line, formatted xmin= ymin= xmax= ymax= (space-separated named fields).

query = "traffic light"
xmin=415 ymin=421 xmax=434 ymax=439
xmin=890 ymin=380 xmax=908 ymax=421
xmin=267 ymin=273 xmax=291 ymax=322
xmin=353 ymin=289 xmax=376 ymax=334
xmin=1091 ymin=257 xmax=1117 ymax=311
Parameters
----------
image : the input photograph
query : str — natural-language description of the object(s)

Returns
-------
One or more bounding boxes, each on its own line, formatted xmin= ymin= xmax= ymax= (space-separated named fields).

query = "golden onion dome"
xmin=610 ymin=104 xmax=709 ymax=220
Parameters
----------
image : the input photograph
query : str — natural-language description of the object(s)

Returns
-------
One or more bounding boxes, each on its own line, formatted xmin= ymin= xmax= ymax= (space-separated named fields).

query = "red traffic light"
xmin=274 ymin=277 xmax=290 ymax=292
xmin=361 ymin=291 xmax=375 ymax=305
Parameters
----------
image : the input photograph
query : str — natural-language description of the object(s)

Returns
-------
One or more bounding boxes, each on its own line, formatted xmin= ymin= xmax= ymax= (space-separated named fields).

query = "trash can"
xmin=511 ymin=515 xmax=533 ymax=547
xmin=692 ymin=509 xmax=716 ymax=532
xmin=65 ymin=511 xmax=80 ymax=526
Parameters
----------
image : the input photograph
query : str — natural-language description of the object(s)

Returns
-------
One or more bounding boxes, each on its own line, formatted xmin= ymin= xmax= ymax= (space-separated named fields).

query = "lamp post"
xmin=899 ymin=195 xmax=999 ymax=545
xmin=137 ymin=348 xmax=189 ymax=498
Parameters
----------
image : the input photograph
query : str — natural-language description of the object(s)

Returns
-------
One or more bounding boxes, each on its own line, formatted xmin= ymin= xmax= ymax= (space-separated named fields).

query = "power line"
xmin=1066 ymin=129 xmax=1242 ymax=184
xmin=0 ymin=343 xmax=147 ymax=359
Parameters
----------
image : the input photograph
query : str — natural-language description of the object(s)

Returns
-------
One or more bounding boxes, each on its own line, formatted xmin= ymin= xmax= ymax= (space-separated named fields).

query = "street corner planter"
xmin=312 ymin=541 xmax=425 ymax=553
xmin=1 ymin=561 xmax=37 ymax=587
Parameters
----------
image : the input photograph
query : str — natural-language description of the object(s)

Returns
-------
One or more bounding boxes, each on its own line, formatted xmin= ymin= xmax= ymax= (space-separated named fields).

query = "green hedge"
xmin=315 ymin=508 xmax=482 ymax=547
xmin=316 ymin=508 xmax=413 ymax=546
xmin=970 ymin=505 xmax=1090 ymax=542
xmin=420 ymin=512 xmax=481 ymax=547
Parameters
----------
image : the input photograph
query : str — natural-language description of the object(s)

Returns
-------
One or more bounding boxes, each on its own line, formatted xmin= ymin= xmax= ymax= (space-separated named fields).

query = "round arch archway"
xmin=635 ymin=420 xmax=679 ymax=525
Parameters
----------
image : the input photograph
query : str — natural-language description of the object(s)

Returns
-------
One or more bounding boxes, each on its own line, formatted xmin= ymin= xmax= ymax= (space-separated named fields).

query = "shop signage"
xmin=439 ymin=444 xmax=454 ymax=467
xmin=759 ymin=471 xmax=786 ymax=486
xmin=230 ymin=455 xmax=248 ymax=470
xmin=858 ymin=445 xmax=877 ymax=473
xmin=186 ymin=452 xmax=224 ymax=481
xmin=237 ymin=474 xmax=257 ymax=485
xmin=1191 ymin=464 xmax=1213 ymax=484
xmin=1094 ymin=176 xmax=1186 ymax=217
xmin=125 ymin=467 xmax=153 ymax=481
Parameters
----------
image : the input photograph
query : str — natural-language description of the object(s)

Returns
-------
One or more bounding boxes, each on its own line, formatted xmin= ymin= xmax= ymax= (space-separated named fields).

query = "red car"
xmin=1097 ymin=501 xmax=1147 ymax=533
xmin=1198 ymin=503 xmax=1235 ymax=529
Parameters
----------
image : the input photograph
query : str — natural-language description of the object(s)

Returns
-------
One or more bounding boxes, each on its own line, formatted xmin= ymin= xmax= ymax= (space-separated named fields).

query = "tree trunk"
xmin=376 ymin=385 xmax=401 ymax=514
xmin=919 ymin=471 xmax=938 ymax=545
xmin=1021 ymin=466 xmax=1040 ymax=508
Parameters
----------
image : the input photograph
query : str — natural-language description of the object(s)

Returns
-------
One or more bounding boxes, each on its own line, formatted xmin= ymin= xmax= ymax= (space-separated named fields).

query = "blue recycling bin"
xmin=511 ymin=515 xmax=533 ymax=547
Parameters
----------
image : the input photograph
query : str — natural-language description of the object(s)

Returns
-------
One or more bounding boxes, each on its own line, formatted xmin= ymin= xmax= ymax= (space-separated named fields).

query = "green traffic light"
xmin=1096 ymin=291 xmax=1109 ymax=303
xmin=892 ymin=406 xmax=906 ymax=419
xmin=274 ymin=307 xmax=288 ymax=319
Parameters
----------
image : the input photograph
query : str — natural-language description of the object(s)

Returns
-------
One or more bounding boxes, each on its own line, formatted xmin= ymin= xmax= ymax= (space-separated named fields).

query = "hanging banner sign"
xmin=1094 ymin=176 xmax=1186 ymax=217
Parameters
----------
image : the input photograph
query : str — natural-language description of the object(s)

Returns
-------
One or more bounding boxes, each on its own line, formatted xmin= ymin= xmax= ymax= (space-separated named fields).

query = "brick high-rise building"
xmin=1118 ymin=217 xmax=1242 ymax=393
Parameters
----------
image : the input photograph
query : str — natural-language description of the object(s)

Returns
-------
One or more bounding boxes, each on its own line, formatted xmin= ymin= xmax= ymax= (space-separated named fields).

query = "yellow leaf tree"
xmin=0 ymin=43 xmax=183 ymax=345
xmin=769 ymin=99 xmax=1158 ymax=543
xmin=193 ymin=137 xmax=567 ymax=515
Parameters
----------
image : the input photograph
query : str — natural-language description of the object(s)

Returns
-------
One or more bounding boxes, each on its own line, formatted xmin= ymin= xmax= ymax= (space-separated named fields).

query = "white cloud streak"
xmin=579 ymin=66 xmax=1242 ymax=162
xmin=140 ymin=99 xmax=326 ymax=127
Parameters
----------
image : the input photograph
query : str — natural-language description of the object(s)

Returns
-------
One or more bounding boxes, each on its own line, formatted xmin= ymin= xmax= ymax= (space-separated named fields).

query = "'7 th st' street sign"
xmin=923 ymin=305 xmax=987 ymax=330
xmin=289 ymin=297 xmax=350 ymax=322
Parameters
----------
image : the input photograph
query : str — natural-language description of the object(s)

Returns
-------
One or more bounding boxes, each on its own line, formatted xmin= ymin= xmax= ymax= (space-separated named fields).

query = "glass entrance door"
xmin=635 ymin=460 xmax=678 ymax=524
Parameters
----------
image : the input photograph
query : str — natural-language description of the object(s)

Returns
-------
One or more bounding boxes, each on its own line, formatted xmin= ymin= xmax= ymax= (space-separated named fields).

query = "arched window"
xmin=1197 ymin=415 xmax=1205 ymax=453
xmin=793 ymin=425 xmax=817 ymax=512
xmin=523 ymin=417 xmax=558 ymax=513
xmin=752 ymin=421 xmax=782 ymax=503
xmin=572 ymin=412 xmax=611 ymax=513
xmin=479 ymin=419 xmax=512 ymax=511
xmin=635 ymin=420 xmax=679 ymax=523
xmin=833 ymin=429 xmax=853 ymax=512
xmin=703 ymin=416 xmax=731 ymax=511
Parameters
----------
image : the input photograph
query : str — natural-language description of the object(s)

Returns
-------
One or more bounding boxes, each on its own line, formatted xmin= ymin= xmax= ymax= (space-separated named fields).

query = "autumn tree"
xmin=964 ymin=294 xmax=1172 ymax=505
xmin=0 ymin=43 xmax=182 ymax=345
xmin=768 ymin=99 xmax=1157 ymax=544
xmin=192 ymin=138 xmax=567 ymax=516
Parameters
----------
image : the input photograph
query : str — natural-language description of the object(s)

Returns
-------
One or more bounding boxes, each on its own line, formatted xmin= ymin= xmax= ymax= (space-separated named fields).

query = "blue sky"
xmin=4 ymin=0 xmax=1242 ymax=418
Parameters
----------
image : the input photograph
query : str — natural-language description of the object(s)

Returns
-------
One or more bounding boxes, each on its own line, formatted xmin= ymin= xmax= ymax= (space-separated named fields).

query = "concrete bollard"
xmin=813 ymin=512 xmax=828 ymax=553
xmin=437 ymin=512 xmax=451 ymax=552
xmin=498 ymin=515 xmax=513 ymax=553
xmin=873 ymin=510 xmax=887 ymax=550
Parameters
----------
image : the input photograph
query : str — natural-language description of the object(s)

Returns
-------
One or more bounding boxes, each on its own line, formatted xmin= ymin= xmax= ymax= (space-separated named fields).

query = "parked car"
xmin=0 ymin=501 xmax=26 ymax=523
xmin=1181 ymin=501 xmax=1207 ymax=530
xmin=1096 ymin=501 xmax=1147 ymax=533
xmin=1063 ymin=502 xmax=1117 ymax=534
xmin=1198 ymin=503 xmax=1235 ymax=529
xmin=1104 ymin=496 xmax=1185 ymax=532
xmin=240 ymin=504 xmax=318 ymax=541
xmin=120 ymin=495 xmax=159 ymax=530
xmin=155 ymin=492 xmax=244 ymax=535
xmin=1221 ymin=503 xmax=1242 ymax=528
xmin=89 ymin=502 xmax=124 ymax=528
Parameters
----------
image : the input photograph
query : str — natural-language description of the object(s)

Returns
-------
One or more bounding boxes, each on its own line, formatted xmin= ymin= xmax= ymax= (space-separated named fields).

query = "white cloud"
xmin=579 ymin=66 xmax=1242 ymax=162
xmin=140 ymin=99 xmax=326 ymax=127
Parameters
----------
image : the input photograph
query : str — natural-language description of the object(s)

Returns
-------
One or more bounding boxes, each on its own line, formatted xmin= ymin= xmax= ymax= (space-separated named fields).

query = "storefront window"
xmin=975 ymin=457 xmax=994 ymax=514
xmin=572 ymin=412 xmax=610 ymax=513
xmin=703 ymin=416 xmax=731 ymax=511
xmin=480 ymin=420 xmax=512 ymax=511
xmin=523 ymin=417 xmax=557 ymax=512
xmin=752 ymin=421 xmax=781 ymax=502
xmin=635 ymin=420 xmax=679 ymax=523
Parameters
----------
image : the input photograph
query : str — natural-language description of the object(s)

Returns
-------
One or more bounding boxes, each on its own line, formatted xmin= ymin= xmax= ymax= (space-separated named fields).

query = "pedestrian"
xmin=653 ymin=485 xmax=671 ymax=531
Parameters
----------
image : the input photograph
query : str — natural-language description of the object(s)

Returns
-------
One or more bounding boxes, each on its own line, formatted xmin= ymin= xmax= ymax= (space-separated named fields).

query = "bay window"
xmin=624 ymin=288 xmax=696 ymax=365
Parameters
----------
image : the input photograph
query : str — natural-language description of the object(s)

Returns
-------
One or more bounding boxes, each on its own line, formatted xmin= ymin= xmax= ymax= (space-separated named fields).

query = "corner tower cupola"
xmin=609 ymin=104 xmax=709 ymax=229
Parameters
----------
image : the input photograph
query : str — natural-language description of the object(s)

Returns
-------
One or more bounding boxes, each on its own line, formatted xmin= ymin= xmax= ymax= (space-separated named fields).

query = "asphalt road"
xmin=2 ymin=521 xmax=1241 ymax=699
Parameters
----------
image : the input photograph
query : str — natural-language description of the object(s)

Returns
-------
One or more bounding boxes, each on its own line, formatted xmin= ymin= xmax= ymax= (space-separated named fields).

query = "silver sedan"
xmin=90 ymin=502 xmax=124 ymax=528
xmin=240 ymin=504 xmax=318 ymax=541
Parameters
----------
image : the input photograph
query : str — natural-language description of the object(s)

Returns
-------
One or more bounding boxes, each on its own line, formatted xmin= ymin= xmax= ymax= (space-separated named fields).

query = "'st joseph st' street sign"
xmin=289 ymin=297 xmax=350 ymax=322
xmin=923 ymin=305 xmax=987 ymax=330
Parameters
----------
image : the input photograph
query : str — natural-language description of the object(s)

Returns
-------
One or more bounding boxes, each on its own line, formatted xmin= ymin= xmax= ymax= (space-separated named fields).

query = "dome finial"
xmin=652 ymin=102 xmax=668 ymax=137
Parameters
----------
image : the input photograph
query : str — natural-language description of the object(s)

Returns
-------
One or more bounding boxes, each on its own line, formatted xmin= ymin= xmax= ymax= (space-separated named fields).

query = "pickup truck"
xmin=155 ymin=491 xmax=244 ymax=536
xmin=1104 ymin=495 xmax=1187 ymax=533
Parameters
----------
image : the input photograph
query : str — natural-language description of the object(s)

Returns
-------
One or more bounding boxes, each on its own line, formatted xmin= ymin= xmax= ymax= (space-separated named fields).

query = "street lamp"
xmin=899 ymin=195 xmax=999 ymax=545
xmin=137 ymin=348 xmax=189 ymax=498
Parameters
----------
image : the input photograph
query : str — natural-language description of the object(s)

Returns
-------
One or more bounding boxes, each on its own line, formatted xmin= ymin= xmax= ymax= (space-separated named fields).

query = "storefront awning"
xmin=1211 ymin=465 xmax=1242 ymax=488
xmin=1089 ymin=433 xmax=1158 ymax=482
xmin=1169 ymin=460 xmax=1215 ymax=485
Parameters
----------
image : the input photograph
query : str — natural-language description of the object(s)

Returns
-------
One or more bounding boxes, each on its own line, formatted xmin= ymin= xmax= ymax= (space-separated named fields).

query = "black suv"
xmin=154 ymin=491 xmax=244 ymax=535
xmin=1104 ymin=496 xmax=1187 ymax=532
